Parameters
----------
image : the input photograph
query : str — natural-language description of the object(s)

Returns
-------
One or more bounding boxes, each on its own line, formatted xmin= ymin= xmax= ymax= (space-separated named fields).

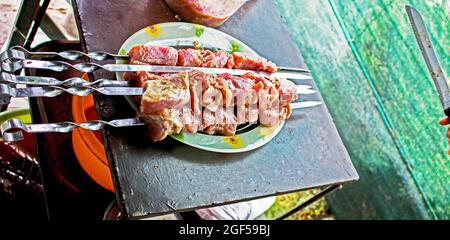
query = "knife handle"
xmin=444 ymin=108 xmax=450 ymax=118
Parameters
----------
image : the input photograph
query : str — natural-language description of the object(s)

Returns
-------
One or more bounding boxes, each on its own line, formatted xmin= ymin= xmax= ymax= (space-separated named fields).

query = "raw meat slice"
xmin=164 ymin=0 xmax=248 ymax=27
xmin=125 ymin=67 xmax=297 ymax=141
xmin=232 ymin=52 xmax=277 ymax=72
xmin=180 ymin=105 xmax=201 ymax=133
xmin=202 ymin=85 xmax=223 ymax=112
xmin=178 ymin=49 xmax=233 ymax=68
xmin=128 ymin=45 xmax=278 ymax=73
xmin=140 ymin=72 xmax=190 ymax=114
xmin=177 ymin=49 xmax=202 ymax=66
xmin=214 ymin=74 xmax=236 ymax=107
xmin=200 ymin=50 xmax=233 ymax=68
xmin=138 ymin=109 xmax=183 ymax=141
xmin=128 ymin=45 xmax=178 ymax=66
xmin=220 ymin=73 xmax=257 ymax=106
xmin=277 ymin=78 xmax=299 ymax=107
xmin=201 ymin=107 xmax=237 ymax=136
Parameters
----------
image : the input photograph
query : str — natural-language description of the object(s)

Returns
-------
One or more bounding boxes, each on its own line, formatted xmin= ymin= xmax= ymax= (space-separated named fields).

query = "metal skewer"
xmin=0 ymin=84 xmax=144 ymax=98
xmin=1 ymin=46 xmax=312 ymax=80
xmin=1 ymin=59 xmax=313 ymax=81
xmin=2 ymin=46 xmax=128 ymax=62
xmin=0 ymin=72 xmax=128 ymax=87
xmin=0 ymin=101 xmax=322 ymax=142
xmin=0 ymin=43 xmax=320 ymax=142
xmin=0 ymin=82 xmax=316 ymax=100
xmin=2 ymin=45 xmax=310 ymax=74
xmin=1 ymin=118 xmax=144 ymax=142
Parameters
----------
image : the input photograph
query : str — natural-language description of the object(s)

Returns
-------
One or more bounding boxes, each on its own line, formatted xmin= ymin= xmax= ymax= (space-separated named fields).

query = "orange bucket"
xmin=71 ymin=75 xmax=114 ymax=192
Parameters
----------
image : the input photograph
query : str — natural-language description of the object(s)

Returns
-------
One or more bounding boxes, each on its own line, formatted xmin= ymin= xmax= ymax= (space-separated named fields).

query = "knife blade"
xmin=406 ymin=5 xmax=450 ymax=115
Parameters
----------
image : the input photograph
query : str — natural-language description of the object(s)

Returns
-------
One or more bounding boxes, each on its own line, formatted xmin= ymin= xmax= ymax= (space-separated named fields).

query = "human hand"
xmin=439 ymin=117 xmax=450 ymax=153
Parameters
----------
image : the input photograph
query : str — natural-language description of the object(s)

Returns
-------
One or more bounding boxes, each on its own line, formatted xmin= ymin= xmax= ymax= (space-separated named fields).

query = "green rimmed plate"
xmin=116 ymin=22 xmax=284 ymax=153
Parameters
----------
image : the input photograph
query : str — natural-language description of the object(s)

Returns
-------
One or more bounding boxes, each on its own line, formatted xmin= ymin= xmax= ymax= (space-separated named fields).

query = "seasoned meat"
xmin=128 ymin=45 xmax=278 ymax=72
xmin=220 ymin=73 xmax=257 ymax=106
xmin=241 ymin=72 xmax=279 ymax=107
xmin=134 ymin=70 xmax=297 ymax=141
xmin=187 ymin=69 xmax=215 ymax=90
xmin=180 ymin=105 xmax=201 ymax=133
xmin=128 ymin=45 xmax=178 ymax=66
xmin=201 ymin=107 xmax=237 ymax=136
xmin=124 ymin=70 xmax=161 ymax=88
xmin=214 ymin=74 xmax=236 ymax=107
xmin=232 ymin=52 xmax=277 ymax=72
xmin=138 ymin=109 xmax=183 ymax=141
xmin=278 ymin=78 xmax=299 ymax=107
xmin=134 ymin=69 xmax=298 ymax=140
xmin=177 ymin=49 xmax=202 ymax=66
xmin=202 ymin=85 xmax=223 ymax=112
xmin=164 ymin=0 xmax=248 ymax=27
xmin=187 ymin=71 xmax=202 ymax=116
xmin=200 ymin=50 xmax=234 ymax=68
xmin=140 ymin=72 xmax=190 ymax=114
xmin=177 ymin=49 xmax=234 ymax=68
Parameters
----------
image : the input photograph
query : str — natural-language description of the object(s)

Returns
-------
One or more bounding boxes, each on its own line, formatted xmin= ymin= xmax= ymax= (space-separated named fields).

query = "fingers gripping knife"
xmin=406 ymin=6 xmax=450 ymax=116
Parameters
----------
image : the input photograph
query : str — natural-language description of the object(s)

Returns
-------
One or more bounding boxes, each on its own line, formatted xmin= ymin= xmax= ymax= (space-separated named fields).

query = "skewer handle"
xmin=2 ymin=46 xmax=310 ymax=73
xmin=2 ymin=59 xmax=313 ymax=81
xmin=1 ymin=46 xmax=128 ymax=62
xmin=0 ymin=72 xmax=128 ymax=87
xmin=1 ymin=118 xmax=144 ymax=142
xmin=0 ymin=84 xmax=143 ymax=98
xmin=0 ymin=81 xmax=315 ymax=103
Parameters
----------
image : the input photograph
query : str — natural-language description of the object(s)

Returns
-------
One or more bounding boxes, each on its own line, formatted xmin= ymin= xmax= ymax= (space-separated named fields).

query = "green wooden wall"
xmin=275 ymin=0 xmax=449 ymax=219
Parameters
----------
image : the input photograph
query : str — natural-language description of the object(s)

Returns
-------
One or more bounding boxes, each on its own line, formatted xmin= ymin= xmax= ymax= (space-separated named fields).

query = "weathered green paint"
xmin=276 ymin=0 xmax=449 ymax=219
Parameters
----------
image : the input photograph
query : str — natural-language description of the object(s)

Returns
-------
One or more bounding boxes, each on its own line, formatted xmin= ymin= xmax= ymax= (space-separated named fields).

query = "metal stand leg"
xmin=3 ymin=0 xmax=50 ymax=49
xmin=1 ymin=0 xmax=49 ymax=111
xmin=276 ymin=184 xmax=342 ymax=220
xmin=1 ymin=0 xmax=68 ymax=112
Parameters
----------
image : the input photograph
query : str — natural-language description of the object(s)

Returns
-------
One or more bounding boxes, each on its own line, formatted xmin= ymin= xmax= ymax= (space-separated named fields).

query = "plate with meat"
xmin=116 ymin=22 xmax=301 ymax=153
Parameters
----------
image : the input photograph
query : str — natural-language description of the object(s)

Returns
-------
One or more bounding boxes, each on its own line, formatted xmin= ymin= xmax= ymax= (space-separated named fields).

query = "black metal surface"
xmin=73 ymin=0 xmax=358 ymax=218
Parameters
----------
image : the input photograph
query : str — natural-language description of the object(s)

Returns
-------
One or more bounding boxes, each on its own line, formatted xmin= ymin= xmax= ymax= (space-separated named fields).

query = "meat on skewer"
xmin=127 ymin=45 xmax=277 ymax=72
xmin=133 ymin=70 xmax=297 ymax=141
xmin=127 ymin=45 xmax=179 ymax=66
xmin=124 ymin=45 xmax=294 ymax=141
